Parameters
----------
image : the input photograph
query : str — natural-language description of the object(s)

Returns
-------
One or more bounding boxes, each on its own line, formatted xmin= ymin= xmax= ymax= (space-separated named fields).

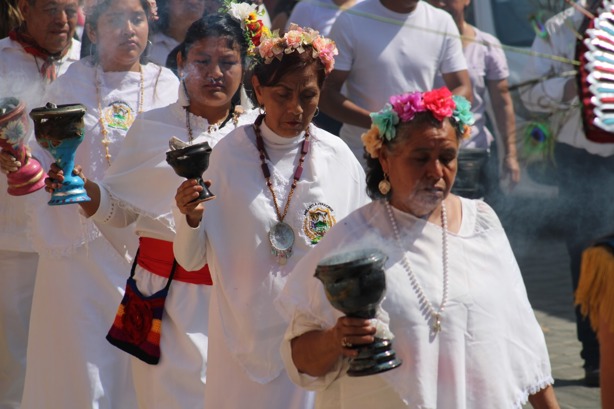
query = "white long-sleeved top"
xmin=92 ymin=100 xmax=259 ymax=241
xmin=25 ymin=58 xmax=179 ymax=259
xmin=172 ymin=119 xmax=368 ymax=407
xmin=277 ymin=199 xmax=554 ymax=409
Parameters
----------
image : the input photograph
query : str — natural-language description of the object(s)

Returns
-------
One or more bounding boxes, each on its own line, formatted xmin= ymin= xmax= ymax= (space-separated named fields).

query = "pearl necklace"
xmin=95 ymin=64 xmax=144 ymax=166
xmin=385 ymin=200 xmax=449 ymax=334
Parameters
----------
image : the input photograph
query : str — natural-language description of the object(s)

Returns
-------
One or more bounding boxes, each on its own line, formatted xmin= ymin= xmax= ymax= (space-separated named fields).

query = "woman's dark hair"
xmin=178 ymin=14 xmax=248 ymax=63
xmin=272 ymin=0 xmax=299 ymax=19
xmin=81 ymin=0 xmax=154 ymax=62
xmin=365 ymin=111 xmax=463 ymax=200
xmin=152 ymin=0 xmax=172 ymax=33
xmin=251 ymin=45 xmax=326 ymax=105
xmin=0 ymin=0 xmax=22 ymax=39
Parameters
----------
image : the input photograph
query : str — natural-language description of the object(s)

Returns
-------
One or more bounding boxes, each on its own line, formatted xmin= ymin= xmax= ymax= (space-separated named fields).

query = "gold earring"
xmin=378 ymin=173 xmax=391 ymax=195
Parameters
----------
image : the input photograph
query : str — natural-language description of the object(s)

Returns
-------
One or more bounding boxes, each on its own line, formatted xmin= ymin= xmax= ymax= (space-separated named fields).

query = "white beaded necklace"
xmin=95 ymin=64 xmax=144 ymax=166
xmin=385 ymin=200 xmax=449 ymax=334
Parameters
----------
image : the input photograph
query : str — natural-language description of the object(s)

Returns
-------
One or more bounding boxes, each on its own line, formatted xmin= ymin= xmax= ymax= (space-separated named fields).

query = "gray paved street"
xmin=496 ymin=197 xmax=601 ymax=409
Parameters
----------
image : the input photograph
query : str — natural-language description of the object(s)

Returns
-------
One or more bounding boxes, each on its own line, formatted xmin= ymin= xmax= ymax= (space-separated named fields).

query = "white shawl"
xmin=277 ymin=199 xmax=554 ymax=409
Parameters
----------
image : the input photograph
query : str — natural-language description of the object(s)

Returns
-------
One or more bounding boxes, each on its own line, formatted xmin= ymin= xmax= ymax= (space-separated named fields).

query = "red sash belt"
xmin=137 ymin=237 xmax=212 ymax=285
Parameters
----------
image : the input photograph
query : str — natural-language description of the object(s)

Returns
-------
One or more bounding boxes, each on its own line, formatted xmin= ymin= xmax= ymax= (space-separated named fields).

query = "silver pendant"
xmin=269 ymin=222 xmax=295 ymax=265
xmin=432 ymin=313 xmax=442 ymax=334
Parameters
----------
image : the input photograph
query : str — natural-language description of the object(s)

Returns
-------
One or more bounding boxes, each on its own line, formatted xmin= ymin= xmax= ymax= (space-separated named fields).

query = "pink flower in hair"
xmin=312 ymin=36 xmax=326 ymax=52
xmin=389 ymin=91 xmax=424 ymax=122
xmin=147 ymin=0 xmax=158 ymax=20
xmin=423 ymin=87 xmax=454 ymax=121
xmin=258 ymin=38 xmax=276 ymax=59
xmin=284 ymin=30 xmax=303 ymax=49
xmin=312 ymin=37 xmax=337 ymax=74
xmin=318 ymin=48 xmax=335 ymax=74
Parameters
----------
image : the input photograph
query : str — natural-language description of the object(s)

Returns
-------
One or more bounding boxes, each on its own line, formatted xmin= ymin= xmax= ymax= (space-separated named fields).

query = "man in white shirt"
xmin=320 ymin=0 xmax=471 ymax=164
xmin=0 ymin=0 xmax=80 ymax=406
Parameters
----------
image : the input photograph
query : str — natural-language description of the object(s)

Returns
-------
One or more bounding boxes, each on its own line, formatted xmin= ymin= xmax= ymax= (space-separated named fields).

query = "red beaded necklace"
xmin=253 ymin=114 xmax=310 ymax=264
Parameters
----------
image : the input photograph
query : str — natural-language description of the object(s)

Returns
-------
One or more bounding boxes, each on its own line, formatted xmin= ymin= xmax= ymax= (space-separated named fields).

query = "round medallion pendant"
xmin=269 ymin=222 xmax=295 ymax=265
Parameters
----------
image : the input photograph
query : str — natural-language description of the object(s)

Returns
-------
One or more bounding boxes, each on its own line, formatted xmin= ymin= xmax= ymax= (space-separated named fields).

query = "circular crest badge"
xmin=303 ymin=203 xmax=336 ymax=245
xmin=104 ymin=101 xmax=135 ymax=131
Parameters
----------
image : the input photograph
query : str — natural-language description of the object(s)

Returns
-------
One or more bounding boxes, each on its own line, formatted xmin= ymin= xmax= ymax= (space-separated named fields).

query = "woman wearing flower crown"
xmin=18 ymin=0 xmax=178 ymax=408
xmin=172 ymin=7 xmax=368 ymax=408
xmin=276 ymin=88 xmax=560 ymax=408
xmin=73 ymin=13 xmax=259 ymax=408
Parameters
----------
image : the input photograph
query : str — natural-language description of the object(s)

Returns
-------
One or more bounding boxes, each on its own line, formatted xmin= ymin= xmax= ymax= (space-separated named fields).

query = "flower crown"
xmin=224 ymin=1 xmax=271 ymax=54
xmin=224 ymin=2 xmax=338 ymax=74
xmin=83 ymin=0 xmax=158 ymax=20
xmin=361 ymin=87 xmax=475 ymax=159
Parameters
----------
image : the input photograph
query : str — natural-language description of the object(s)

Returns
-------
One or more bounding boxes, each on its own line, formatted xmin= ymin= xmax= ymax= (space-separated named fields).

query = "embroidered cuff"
xmin=90 ymin=184 xmax=116 ymax=224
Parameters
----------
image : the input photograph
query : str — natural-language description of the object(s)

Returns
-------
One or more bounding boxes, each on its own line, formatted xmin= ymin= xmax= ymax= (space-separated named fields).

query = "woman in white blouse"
xmin=20 ymin=0 xmax=178 ymax=407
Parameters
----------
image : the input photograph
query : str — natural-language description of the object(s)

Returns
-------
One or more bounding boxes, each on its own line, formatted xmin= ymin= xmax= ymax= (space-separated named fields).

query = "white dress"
xmin=91 ymin=97 xmax=259 ymax=409
xmin=0 ymin=37 xmax=80 ymax=409
xmin=277 ymin=199 xmax=554 ymax=409
xmin=173 ymin=119 xmax=369 ymax=409
xmin=21 ymin=59 xmax=178 ymax=409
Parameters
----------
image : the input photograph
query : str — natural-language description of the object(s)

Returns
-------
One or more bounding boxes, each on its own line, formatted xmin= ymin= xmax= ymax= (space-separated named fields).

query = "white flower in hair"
xmin=228 ymin=2 xmax=258 ymax=29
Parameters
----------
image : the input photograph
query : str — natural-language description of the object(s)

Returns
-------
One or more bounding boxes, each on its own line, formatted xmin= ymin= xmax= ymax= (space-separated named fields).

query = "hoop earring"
xmin=313 ymin=107 xmax=320 ymax=117
xmin=378 ymin=173 xmax=391 ymax=195
xmin=143 ymin=39 xmax=153 ymax=60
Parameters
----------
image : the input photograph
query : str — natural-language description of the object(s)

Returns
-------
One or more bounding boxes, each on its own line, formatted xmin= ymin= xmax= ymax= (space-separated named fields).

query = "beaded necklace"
xmin=184 ymin=105 xmax=243 ymax=142
xmin=95 ymin=64 xmax=144 ymax=166
xmin=385 ymin=200 xmax=449 ymax=334
xmin=253 ymin=114 xmax=310 ymax=265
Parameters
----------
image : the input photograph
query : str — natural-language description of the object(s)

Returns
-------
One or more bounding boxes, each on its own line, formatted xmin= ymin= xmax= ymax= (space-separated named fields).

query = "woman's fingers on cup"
xmin=0 ymin=151 xmax=20 ymax=173
xmin=342 ymin=317 xmax=376 ymax=341
xmin=44 ymin=176 xmax=60 ymax=193
xmin=176 ymin=179 xmax=203 ymax=212
xmin=334 ymin=317 xmax=376 ymax=356
xmin=72 ymin=164 xmax=82 ymax=176
xmin=47 ymin=166 xmax=64 ymax=183
xmin=44 ymin=164 xmax=65 ymax=193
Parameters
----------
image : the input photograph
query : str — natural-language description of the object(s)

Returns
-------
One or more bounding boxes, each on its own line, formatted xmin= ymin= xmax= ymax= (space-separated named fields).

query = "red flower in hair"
xmin=423 ymin=87 xmax=455 ymax=121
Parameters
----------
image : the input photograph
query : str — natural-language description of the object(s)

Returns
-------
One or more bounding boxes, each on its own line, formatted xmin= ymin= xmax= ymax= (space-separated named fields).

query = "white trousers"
xmin=21 ymin=238 xmax=137 ymax=409
xmin=130 ymin=268 xmax=210 ymax=409
xmin=0 ymin=251 xmax=37 ymax=409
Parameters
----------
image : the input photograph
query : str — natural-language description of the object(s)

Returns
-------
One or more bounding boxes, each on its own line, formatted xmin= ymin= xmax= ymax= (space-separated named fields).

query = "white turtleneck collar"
xmin=260 ymin=117 xmax=306 ymax=148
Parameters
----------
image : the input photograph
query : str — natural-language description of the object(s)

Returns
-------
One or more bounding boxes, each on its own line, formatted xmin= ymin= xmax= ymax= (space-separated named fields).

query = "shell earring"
xmin=379 ymin=173 xmax=391 ymax=195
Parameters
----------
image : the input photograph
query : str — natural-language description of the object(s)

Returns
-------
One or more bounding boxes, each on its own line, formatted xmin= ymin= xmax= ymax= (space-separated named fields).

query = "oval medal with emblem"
xmin=103 ymin=101 xmax=135 ymax=131
xmin=303 ymin=203 xmax=336 ymax=245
